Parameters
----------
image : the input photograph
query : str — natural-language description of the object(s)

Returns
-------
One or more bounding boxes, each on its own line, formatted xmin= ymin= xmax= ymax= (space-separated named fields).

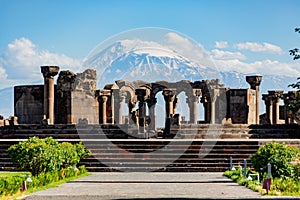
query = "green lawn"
xmin=0 ymin=171 xmax=28 ymax=178
xmin=0 ymin=170 xmax=90 ymax=200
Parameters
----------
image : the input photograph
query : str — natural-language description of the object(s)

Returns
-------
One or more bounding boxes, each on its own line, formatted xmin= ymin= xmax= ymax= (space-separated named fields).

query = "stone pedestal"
xmin=41 ymin=66 xmax=59 ymax=124
xmin=246 ymin=75 xmax=262 ymax=124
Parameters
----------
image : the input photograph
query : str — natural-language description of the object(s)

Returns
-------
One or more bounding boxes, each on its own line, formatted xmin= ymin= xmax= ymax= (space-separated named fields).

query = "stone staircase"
xmin=80 ymin=139 xmax=259 ymax=172
xmin=0 ymin=138 xmax=260 ymax=172
xmin=1 ymin=124 xmax=299 ymax=172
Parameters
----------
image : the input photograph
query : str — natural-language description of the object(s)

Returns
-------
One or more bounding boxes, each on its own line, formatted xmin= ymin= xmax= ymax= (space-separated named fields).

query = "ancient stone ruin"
xmin=1 ymin=66 xmax=299 ymax=173
xmin=9 ymin=66 xmax=298 ymax=138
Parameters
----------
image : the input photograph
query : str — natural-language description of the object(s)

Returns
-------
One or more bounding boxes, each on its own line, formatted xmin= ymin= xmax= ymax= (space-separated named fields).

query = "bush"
xmin=8 ymin=137 xmax=91 ymax=176
xmin=251 ymin=142 xmax=300 ymax=179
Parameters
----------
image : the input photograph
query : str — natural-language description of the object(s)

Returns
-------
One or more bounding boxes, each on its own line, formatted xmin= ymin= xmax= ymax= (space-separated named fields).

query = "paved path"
xmin=23 ymin=172 xmax=298 ymax=200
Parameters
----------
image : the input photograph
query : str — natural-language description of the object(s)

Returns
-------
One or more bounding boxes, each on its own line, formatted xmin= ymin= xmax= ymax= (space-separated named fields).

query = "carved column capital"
xmin=200 ymin=94 xmax=209 ymax=104
xmin=246 ymin=75 xmax=262 ymax=90
xmin=41 ymin=66 xmax=60 ymax=78
xmin=268 ymin=90 xmax=283 ymax=104
xmin=262 ymin=94 xmax=272 ymax=105
xmin=136 ymin=88 xmax=150 ymax=102
xmin=96 ymin=89 xmax=111 ymax=102
xmin=146 ymin=98 xmax=157 ymax=108
xmin=162 ymin=88 xmax=176 ymax=102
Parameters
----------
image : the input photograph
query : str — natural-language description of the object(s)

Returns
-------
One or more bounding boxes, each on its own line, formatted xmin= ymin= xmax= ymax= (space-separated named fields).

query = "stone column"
xmin=246 ymin=75 xmax=262 ymax=124
xmin=210 ymin=89 xmax=220 ymax=124
xmin=201 ymin=95 xmax=210 ymax=123
xmin=262 ymin=94 xmax=273 ymax=124
xmin=163 ymin=89 xmax=176 ymax=118
xmin=136 ymin=89 xmax=149 ymax=134
xmin=96 ymin=90 xmax=110 ymax=124
xmin=128 ymin=101 xmax=137 ymax=125
xmin=268 ymin=91 xmax=283 ymax=124
xmin=187 ymin=89 xmax=201 ymax=124
xmin=100 ymin=96 xmax=108 ymax=124
xmin=110 ymin=90 xmax=115 ymax=124
xmin=113 ymin=89 xmax=123 ymax=124
xmin=147 ymin=98 xmax=157 ymax=131
xmin=41 ymin=66 xmax=59 ymax=124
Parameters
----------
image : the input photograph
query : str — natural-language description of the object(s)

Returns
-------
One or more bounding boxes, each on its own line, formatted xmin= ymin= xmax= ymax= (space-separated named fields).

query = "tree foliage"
xmin=251 ymin=142 xmax=300 ymax=179
xmin=289 ymin=28 xmax=300 ymax=60
xmin=8 ymin=137 xmax=91 ymax=176
xmin=288 ymin=28 xmax=300 ymax=116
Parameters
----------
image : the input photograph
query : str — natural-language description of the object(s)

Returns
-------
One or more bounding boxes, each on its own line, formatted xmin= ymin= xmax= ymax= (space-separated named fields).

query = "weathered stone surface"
xmin=228 ymin=89 xmax=256 ymax=124
xmin=14 ymin=85 xmax=44 ymax=124
xmin=73 ymin=69 xmax=97 ymax=95
xmin=57 ymin=70 xmax=76 ymax=91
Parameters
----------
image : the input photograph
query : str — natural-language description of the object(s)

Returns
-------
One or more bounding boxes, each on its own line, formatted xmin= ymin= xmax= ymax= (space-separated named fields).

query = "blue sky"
xmin=0 ymin=0 xmax=300 ymax=89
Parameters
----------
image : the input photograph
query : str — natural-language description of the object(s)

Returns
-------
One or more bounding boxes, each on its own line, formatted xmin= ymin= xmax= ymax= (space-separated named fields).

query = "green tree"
xmin=288 ymin=28 xmax=300 ymax=118
xmin=251 ymin=142 xmax=300 ymax=179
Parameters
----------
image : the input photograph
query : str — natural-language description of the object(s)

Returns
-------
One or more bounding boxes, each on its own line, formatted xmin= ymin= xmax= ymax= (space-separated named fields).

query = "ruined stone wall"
xmin=14 ymin=85 xmax=44 ymax=124
xmin=56 ymin=69 xmax=99 ymax=124
xmin=228 ymin=89 xmax=256 ymax=124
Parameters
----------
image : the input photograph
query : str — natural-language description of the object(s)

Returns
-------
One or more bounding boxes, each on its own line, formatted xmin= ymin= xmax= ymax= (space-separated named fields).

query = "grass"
xmin=0 ymin=171 xmax=28 ymax=178
xmin=224 ymin=169 xmax=300 ymax=196
xmin=0 ymin=170 xmax=90 ymax=200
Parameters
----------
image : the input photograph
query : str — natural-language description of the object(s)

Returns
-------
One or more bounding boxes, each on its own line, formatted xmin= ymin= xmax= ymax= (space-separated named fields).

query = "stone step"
xmin=84 ymin=166 xmax=229 ymax=172
xmin=0 ymin=138 xmax=261 ymax=172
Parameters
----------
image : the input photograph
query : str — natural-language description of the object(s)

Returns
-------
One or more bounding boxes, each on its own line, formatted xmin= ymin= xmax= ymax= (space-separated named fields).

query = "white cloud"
xmin=213 ymin=58 xmax=300 ymax=77
xmin=162 ymin=32 xmax=215 ymax=68
xmin=211 ymin=49 xmax=246 ymax=60
xmin=214 ymin=41 xmax=228 ymax=49
xmin=0 ymin=37 xmax=82 ymax=89
xmin=234 ymin=42 xmax=283 ymax=54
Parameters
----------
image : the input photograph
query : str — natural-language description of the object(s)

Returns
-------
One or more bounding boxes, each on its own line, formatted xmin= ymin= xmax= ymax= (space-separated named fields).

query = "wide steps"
xmin=0 ymin=139 xmax=259 ymax=172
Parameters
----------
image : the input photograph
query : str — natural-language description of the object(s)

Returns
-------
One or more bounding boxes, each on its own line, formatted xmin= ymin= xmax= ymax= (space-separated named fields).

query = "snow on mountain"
xmin=84 ymin=39 xmax=219 ymax=88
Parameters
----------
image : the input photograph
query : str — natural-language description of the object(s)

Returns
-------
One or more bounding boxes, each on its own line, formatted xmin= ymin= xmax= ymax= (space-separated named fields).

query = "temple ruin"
xmin=1 ymin=66 xmax=299 ymax=172
xmin=4 ymin=66 xmax=296 ymax=138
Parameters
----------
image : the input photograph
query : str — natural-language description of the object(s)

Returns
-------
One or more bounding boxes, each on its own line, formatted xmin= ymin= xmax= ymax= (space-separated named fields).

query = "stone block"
xmin=9 ymin=116 xmax=18 ymax=126
xmin=4 ymin=119 xmax=10 ymax=126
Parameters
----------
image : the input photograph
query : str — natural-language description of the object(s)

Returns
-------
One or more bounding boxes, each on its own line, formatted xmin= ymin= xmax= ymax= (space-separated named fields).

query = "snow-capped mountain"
xmin=83 ymin=39 xmax=220 ymax=88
